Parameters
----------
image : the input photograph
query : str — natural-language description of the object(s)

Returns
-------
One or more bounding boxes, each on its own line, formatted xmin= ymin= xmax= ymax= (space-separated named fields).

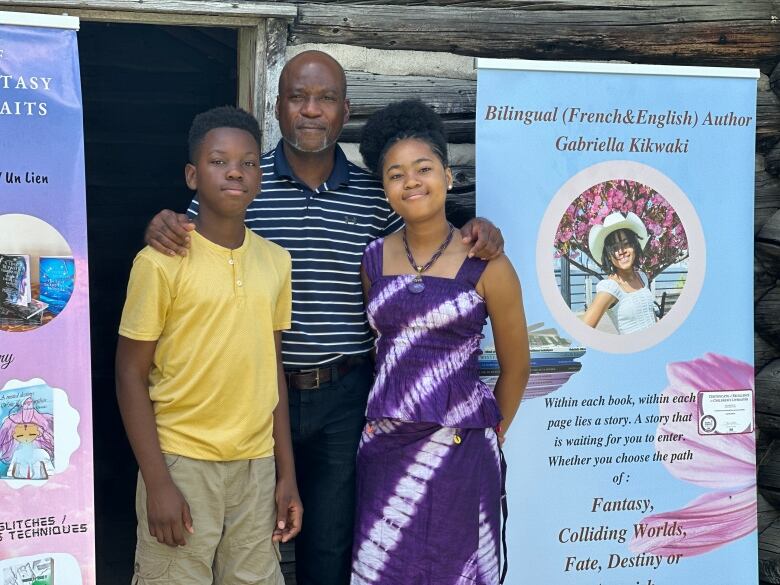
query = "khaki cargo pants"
xmin=132 ymin=454 xmax=284 ymax=585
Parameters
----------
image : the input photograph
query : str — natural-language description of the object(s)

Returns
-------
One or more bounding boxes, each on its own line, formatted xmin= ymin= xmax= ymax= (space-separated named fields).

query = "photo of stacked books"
xmin=479 ymin=322 xmax=585 ymax=400
xmin=0 ymin=253 xmax=74 ymax=331
xmin=0 ymin=254 xmax=48 ymax=328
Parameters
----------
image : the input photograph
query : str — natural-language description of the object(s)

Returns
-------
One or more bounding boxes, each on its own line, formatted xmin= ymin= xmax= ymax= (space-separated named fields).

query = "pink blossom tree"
xmin=554 ymin=179 xmax=689 ymax=282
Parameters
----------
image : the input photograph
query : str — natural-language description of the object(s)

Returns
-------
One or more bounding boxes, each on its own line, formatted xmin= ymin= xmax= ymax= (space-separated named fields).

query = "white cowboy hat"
xmin=588 ymin=211 xmax=649 ymax=264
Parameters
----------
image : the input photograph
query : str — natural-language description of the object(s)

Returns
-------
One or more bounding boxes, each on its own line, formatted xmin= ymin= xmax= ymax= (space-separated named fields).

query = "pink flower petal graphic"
xmin=656 ymin=353 xmax=754 ymax=489
xmin=630 ymin=485 xmax=756 ymax=557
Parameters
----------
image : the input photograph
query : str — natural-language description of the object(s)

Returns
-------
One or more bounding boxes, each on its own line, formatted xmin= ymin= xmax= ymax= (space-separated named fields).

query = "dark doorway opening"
xmin=78 ymin=21 xmax=237 ymax=583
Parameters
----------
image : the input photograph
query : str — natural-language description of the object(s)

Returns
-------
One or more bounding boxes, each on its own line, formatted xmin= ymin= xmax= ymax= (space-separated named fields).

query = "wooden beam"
xmin=757 ymin=168 xmax=780 ymax=236
xmin=345 ymin=72 xmax=475 ymax=116
xmin=768 ymin=142 xmax=780 ymax=177
xmin=237 ymin=17 xmax=286 ymax=150
xmin=758 ymin=332 xmax=780 ymax=373
xmin=757 ymin=286 xmax=780 ymax=350
xmin=341 ymin=116 xmax=475 ymax=143
xmin=759 ymin=85 xmax=780 ymax=141
xmin=292 ymin=2 xmax=780 ymax=67
xmin=238 ymin=24 xmax=261 ymax=114
xmin=758 ymin=360 xmax=780 ymax=435
xmin=0 ymin=5 xmax=266 ymax=25
xmin=1 ymin=0 xmax=296 ymax=18
xmin=761 ymin=510 xmax=780 ymax=583
xmin=261 ymin=18 xmax=288 ymax=151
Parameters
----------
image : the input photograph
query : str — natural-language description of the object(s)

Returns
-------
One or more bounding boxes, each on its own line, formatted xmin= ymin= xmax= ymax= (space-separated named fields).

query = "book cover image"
xmin=2 ymin=557 xmax=54 ymax=585
xmin=0 ymin=384 xmax=54 ymax=480
xmin=0 ymin=255 xmax=31 ymax=308
xmin=38 ymin=257 xmax=74 ymax=315
xmin=0 ymin=215 xmax=76 ymax=331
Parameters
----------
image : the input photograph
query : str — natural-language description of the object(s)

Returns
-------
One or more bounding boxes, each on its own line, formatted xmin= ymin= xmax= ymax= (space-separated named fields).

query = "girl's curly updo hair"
xmin=359 ymin=99 xmax=448 ymax=176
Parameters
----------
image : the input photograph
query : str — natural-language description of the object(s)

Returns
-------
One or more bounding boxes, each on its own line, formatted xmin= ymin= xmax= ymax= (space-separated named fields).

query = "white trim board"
xmin=477 ymin=58 xmax=760 ymax=80
xmin=0 ymin=9 xmax=77 ymax=28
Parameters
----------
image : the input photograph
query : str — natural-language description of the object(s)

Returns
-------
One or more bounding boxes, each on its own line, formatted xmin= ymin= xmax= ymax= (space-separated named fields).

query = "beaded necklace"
xmin=402 ymin=223 xmax=454 ymax=294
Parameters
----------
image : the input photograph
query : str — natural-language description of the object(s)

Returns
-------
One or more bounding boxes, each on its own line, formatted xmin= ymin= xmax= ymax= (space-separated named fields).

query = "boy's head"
xmin=188 ymin=105 xmax=262 ymax=162
xmin=185 ymin=106 xmax=262 ymax=218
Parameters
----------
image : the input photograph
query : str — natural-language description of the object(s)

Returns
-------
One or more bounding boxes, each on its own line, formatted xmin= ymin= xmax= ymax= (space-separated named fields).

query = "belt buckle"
xmin=313 ymin=367 xmax=320 ymax=389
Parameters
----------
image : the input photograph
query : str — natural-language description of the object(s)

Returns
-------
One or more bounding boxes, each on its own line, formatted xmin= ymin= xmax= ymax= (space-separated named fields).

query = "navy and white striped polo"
xmin=189 ymin=141 xmax=402 ymax=368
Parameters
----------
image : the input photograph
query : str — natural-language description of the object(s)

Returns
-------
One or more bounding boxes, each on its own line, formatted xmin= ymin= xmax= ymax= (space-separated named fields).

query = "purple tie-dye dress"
xmin=351 ymin=238 xmax=503 ymax=585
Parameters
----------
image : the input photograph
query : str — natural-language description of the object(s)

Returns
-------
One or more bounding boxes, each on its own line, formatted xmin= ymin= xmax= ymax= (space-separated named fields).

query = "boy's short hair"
xmin=188 ymin=106 xmax=262 ymax=161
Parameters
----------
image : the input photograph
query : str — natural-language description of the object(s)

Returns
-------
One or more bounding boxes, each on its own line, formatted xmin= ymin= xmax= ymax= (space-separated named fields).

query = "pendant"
xmin=407 ymin=275 xmax=425 ymax=294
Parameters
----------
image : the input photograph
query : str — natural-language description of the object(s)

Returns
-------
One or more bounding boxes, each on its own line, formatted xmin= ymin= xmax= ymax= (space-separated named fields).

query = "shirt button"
xmin=237 ymin=280 xmax=243 ymax=287
xmin=228 ymin=259 xmax=234 ymax=265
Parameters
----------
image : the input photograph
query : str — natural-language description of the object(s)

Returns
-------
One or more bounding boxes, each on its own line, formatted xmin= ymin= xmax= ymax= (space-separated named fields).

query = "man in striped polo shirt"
xmin=145 ymin=50 xmax=503 ymax=585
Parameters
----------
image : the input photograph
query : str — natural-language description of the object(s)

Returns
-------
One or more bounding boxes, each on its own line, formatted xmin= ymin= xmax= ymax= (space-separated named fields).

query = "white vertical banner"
xmin=477 ymin=59 xmax=758 ymax=585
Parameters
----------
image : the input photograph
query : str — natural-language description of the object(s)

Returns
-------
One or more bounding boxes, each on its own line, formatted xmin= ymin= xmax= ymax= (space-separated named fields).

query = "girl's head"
xmin=0 ymin=397 xmax=54 ymax=462
xmin=587 ymin=211 xmax=648 ymax=274
xmin=360 ymin=100 xmax=452 ymax=223
xmin=600 ymin=228 xmax=644 ymax=274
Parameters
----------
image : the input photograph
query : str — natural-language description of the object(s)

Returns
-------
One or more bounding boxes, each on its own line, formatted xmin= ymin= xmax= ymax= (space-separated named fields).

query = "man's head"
xmin=275 ymin=50 xmax=349 ymax=154
xmin=185 ymin=106 xmax=262 ymax=218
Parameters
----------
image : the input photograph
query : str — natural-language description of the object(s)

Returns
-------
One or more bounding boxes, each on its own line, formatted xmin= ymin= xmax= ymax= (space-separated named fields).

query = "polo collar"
xmin=273 ymin=140 xmax=351 ymax=191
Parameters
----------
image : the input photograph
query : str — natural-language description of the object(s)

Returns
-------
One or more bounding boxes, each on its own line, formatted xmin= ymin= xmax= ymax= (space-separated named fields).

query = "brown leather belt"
xmin=285 ymin=355 xmax=368 ymax=390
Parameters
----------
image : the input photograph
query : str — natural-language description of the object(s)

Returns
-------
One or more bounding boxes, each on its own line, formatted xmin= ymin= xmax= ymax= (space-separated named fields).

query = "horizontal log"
xmin=757 ymin=359 xmax=780 ymax=435
xmin=341 ymin=116 xmax=475 ymax=143
xmin=772 ymin=61 xmax=780 ymax=98
xmin=757 ymin=286 xmax=780 ymax=350
xmin=1 ymin=0 xmax=296 ymax=18
xmin=446 ymin=185 xmax=476 ymax=228
xmin=761 ymin=513 xmax=780 ymax=584
xmin=758 ymin=206 xmax=780 ymax=277
xmin=292 ymin=2 xmax=780 ymax=67
xmin=757 ymin=168 xmax=780 ymax=235
xmin=346 ymin=72 xmax=475 ymax=116
xmin=760 ymin=492 xmax=780 ymax=532
xmin=768 ymin=142 xmax=780 ymax=177
xmin=759 ymin=86 xmax=780 ymax=141
xmin=757 ymin=333 xmax=780 ymax=374
xmin=756 ymin=258 xmax=779 ymax=303
xmin=289 ymin=43 xmax=476 ymax=79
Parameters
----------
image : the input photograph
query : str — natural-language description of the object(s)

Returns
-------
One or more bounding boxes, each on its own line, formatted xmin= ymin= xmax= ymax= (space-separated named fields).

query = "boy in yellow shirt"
xmin=116 ymin=106 xmax=301 ymax=584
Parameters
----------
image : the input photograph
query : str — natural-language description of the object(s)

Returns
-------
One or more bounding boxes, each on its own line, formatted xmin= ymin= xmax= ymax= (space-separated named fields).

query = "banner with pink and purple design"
xmin=476 ymin=59 xmax=758 ymax=585
xmin=0 ymin=12 xmax=95 ymax=585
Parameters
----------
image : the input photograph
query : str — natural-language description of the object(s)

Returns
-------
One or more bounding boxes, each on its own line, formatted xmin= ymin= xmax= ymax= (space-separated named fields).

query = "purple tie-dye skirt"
xmin=351 ymin=420 xmax=502 ymax=585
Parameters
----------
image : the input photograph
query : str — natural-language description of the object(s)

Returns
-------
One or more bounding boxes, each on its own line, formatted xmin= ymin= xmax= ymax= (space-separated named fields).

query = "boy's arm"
xmin=271 ymin=331 xmax=303 ymax=543
xmin=115 ymin=335 xmax=194 ymax=547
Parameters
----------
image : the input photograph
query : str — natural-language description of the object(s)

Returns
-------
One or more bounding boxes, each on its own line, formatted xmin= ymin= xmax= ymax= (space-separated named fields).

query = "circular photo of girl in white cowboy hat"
xmin=538 ymin=162 xmax=705 ymax=353
xmin=554 ymin=179 xmax=689 ymax=336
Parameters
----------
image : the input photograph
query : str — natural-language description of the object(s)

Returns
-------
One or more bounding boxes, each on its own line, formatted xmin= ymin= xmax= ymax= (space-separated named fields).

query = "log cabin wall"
xmin=2 ymin=1 xmax=778 ymax=583
xmin=275 ymin=1 xmax=780 ymax=582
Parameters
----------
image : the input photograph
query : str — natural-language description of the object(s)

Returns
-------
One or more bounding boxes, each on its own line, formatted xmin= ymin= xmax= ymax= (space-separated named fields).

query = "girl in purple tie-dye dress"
xmin=351 ymin=100 xmax=530 ymax=585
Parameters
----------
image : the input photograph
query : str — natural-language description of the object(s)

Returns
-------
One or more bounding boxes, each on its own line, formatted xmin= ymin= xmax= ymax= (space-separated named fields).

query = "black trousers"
xmin=288 ymin=359 xmax=373 ymax=585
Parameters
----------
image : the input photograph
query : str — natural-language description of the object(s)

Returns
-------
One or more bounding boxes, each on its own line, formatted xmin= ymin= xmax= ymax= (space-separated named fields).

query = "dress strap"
xmin=361 ymin=238 xmax=384 ymax=284
xmin=455 ymin=256 xmax=489 ymax=288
